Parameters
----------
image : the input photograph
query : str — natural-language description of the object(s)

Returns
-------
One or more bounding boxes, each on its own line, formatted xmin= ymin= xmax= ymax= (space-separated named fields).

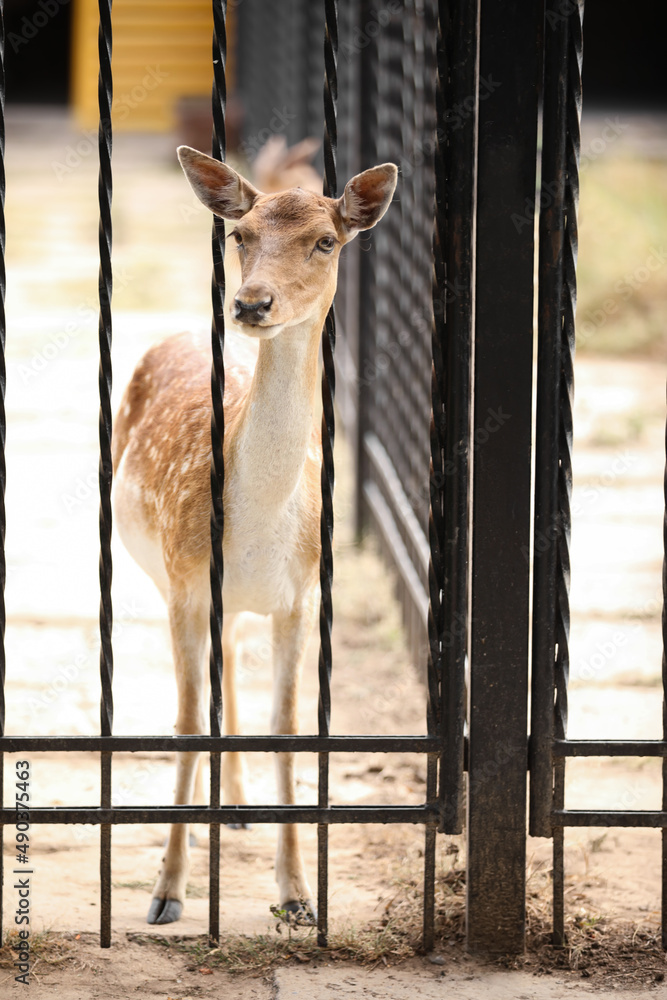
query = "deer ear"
xmin=177 ymin=146 xmax=261 ymax=220
xmin=337 ymin=163 xmax=398 ymax=238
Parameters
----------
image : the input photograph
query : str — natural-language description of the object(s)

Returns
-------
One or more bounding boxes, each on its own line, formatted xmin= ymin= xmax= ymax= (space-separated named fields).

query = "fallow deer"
xmin=252 ymin=135 xmax=322 ymax=195
xmin=111 ymin=146 xmax=397 ymax=925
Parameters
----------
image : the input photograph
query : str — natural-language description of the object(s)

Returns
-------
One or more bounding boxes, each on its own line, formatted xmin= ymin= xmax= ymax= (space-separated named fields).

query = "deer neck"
xmin=230 ymin=315 xmax=323 ymax=506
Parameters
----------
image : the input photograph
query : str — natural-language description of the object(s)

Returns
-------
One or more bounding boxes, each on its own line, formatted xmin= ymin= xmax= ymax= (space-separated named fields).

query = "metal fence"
xmin=528 ymin=0 xmax=667 ymax=952
xmin=0 ymin=0 xmax=666 ymax=962
xmin=0 ymin=0 xmax=447 ymax=954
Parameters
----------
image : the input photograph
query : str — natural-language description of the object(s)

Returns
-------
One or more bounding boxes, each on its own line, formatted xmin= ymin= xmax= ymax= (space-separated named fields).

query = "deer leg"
xmin=271 ymin=593 xmax=317 ymax=923
xmin=148 ymin=588 xmax=208 ymax=925
xmin=221 ymin=614 xmax=250 ymax=828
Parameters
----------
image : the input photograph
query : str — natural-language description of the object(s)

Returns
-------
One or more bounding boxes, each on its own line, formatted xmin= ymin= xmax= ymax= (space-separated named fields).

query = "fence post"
xmin=466 ymin=0 xmax=542 ymax=955
xmin=354 ymin=0 xmax=379 ymax=540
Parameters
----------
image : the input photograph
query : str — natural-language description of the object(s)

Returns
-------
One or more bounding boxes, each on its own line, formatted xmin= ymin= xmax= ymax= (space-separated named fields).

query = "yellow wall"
xmin=72 ymin=0 xmax=236 ymax=132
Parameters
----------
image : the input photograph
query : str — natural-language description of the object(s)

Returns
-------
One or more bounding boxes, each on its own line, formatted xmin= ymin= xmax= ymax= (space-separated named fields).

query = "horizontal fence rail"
xmin=552 ymin=812 xmax=667 ymax=829
xmin=0 ymin=805 xmax=439 ymax=826
xmin=0 ymin=735 xmax=440 ymax=753
xmin=554 ymin=740 xmax=667 ymax=758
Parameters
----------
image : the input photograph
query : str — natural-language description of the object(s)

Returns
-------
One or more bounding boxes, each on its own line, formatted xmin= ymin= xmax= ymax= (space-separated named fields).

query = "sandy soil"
xmin=0 ymin=109 xmax=666 ymax=998
xmin=4 ymin=935 xmax=665 ymax=1000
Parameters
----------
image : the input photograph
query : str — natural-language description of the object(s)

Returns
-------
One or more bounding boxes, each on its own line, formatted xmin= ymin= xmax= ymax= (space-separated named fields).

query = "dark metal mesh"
xmin=234 ymin=1 xmax=437 ymax=675
xmin=367 ymin=0 xmax=437 ymax=669
xmin=236 ymin=0 xmax=324 ymax=158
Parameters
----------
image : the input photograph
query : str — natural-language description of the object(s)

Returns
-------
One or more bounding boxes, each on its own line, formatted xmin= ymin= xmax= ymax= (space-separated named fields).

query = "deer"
xmin=111 ymin=145 xmax=397 ymax=926
xmin=221 ymin=136 xmax=323 ymax=328
xmin=251 ymin=135 xmax=322 ymax=195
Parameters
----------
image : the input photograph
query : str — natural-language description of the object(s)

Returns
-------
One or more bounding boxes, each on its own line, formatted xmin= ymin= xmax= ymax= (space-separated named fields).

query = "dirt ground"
xmin=0 ymin=109 xmax=666 ymax=998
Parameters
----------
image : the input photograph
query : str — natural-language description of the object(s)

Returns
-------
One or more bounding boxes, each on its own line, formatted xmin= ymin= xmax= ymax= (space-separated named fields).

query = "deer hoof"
xmin=226 ymin=822 xmax=252 ymax=831
xmin=282 ymin=899 xmax=317 ymax=926
xmin=147 ymin=897 xmax=183 ymax=925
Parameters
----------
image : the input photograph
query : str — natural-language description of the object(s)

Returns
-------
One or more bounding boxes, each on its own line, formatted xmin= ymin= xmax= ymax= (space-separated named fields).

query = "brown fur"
xmin=113 ymin=149 xmax=397 ymax=926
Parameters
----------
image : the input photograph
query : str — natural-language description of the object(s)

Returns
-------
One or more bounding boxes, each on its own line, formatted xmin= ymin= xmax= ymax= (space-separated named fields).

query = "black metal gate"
xmin=0 ymin=0 xmax=666 ymax=961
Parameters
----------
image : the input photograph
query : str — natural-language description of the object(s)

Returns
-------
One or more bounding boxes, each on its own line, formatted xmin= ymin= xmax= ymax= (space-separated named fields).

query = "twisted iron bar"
xmin=426 ymin=0 xmax=447 ymax=747
xmin=317 ymin=0 xmax=337 ymax=740
xmin=209 ymin=0 xmax=227 ymax=743
xmin=422 ymin=0 xmax=446 ymax=953
xmin=317 ymin=0 xmax=337 ymax=951
xmin=552 ymin=4 xmax=583 ymax=946
xmin=529 ymin=0 xmax=569 ymax=845
xmin=553 ymin=0 xmax=583 ymax=747
xmin=97 ymin=0 xmax=113 ymax=741
xmin=96 ymin=0 xmax=113 ymax=951
xmin=208 ymin=0 xmax=227 ymax=946
xmin=662 ymin=382 xmax=667 ymax=948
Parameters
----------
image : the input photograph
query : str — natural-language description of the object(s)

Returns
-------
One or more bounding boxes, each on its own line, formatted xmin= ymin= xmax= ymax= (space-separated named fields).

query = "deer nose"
xmin=233 ymin=292 xmax=273 ymax=324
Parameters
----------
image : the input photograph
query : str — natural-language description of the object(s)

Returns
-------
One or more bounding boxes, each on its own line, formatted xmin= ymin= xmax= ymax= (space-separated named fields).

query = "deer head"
xmin=177 ymin=145 xmax=398 ymax=338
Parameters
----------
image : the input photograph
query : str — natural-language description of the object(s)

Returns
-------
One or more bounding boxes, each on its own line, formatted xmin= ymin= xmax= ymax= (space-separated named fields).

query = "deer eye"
xmin=232 ymin=230 xmax=243 ymax=247
xmin=316 ymin=235 xmax=335 ymax=253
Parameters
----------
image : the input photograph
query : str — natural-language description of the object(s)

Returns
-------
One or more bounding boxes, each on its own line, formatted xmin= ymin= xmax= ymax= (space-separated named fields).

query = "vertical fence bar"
xmin=466 ymin=0 xmax=541 ymax=955
xmin=423 ymin=753 xmax=438 ymax=952
xmin=662 ymin=388 xmax=667 ymax=949
xmin=437 ymin=0 xmax=477 ymax=838
xmin=96 ymin=0 xmax=114 ymax=951
xmin=529 ymin=0 xmax=569 ymax=842
xmin=551 ymin=0 xmax=584 ymax=946
xmin=553 ymin=760 xmax=566 ymax=945
xmin=0 ymin=0 xmax=5 ymax=940
xmin=317 ymin=0 xmax=337 ymax=950
xmin=423 ymin=0 xmax=448 ymax=952
xmin=426 ymin=0 xmax=446 ymax=822
xmin=208 ymin=0 xmax=227 ymax=946
xmin=353 ymin=0 xmax=378 ymax=541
